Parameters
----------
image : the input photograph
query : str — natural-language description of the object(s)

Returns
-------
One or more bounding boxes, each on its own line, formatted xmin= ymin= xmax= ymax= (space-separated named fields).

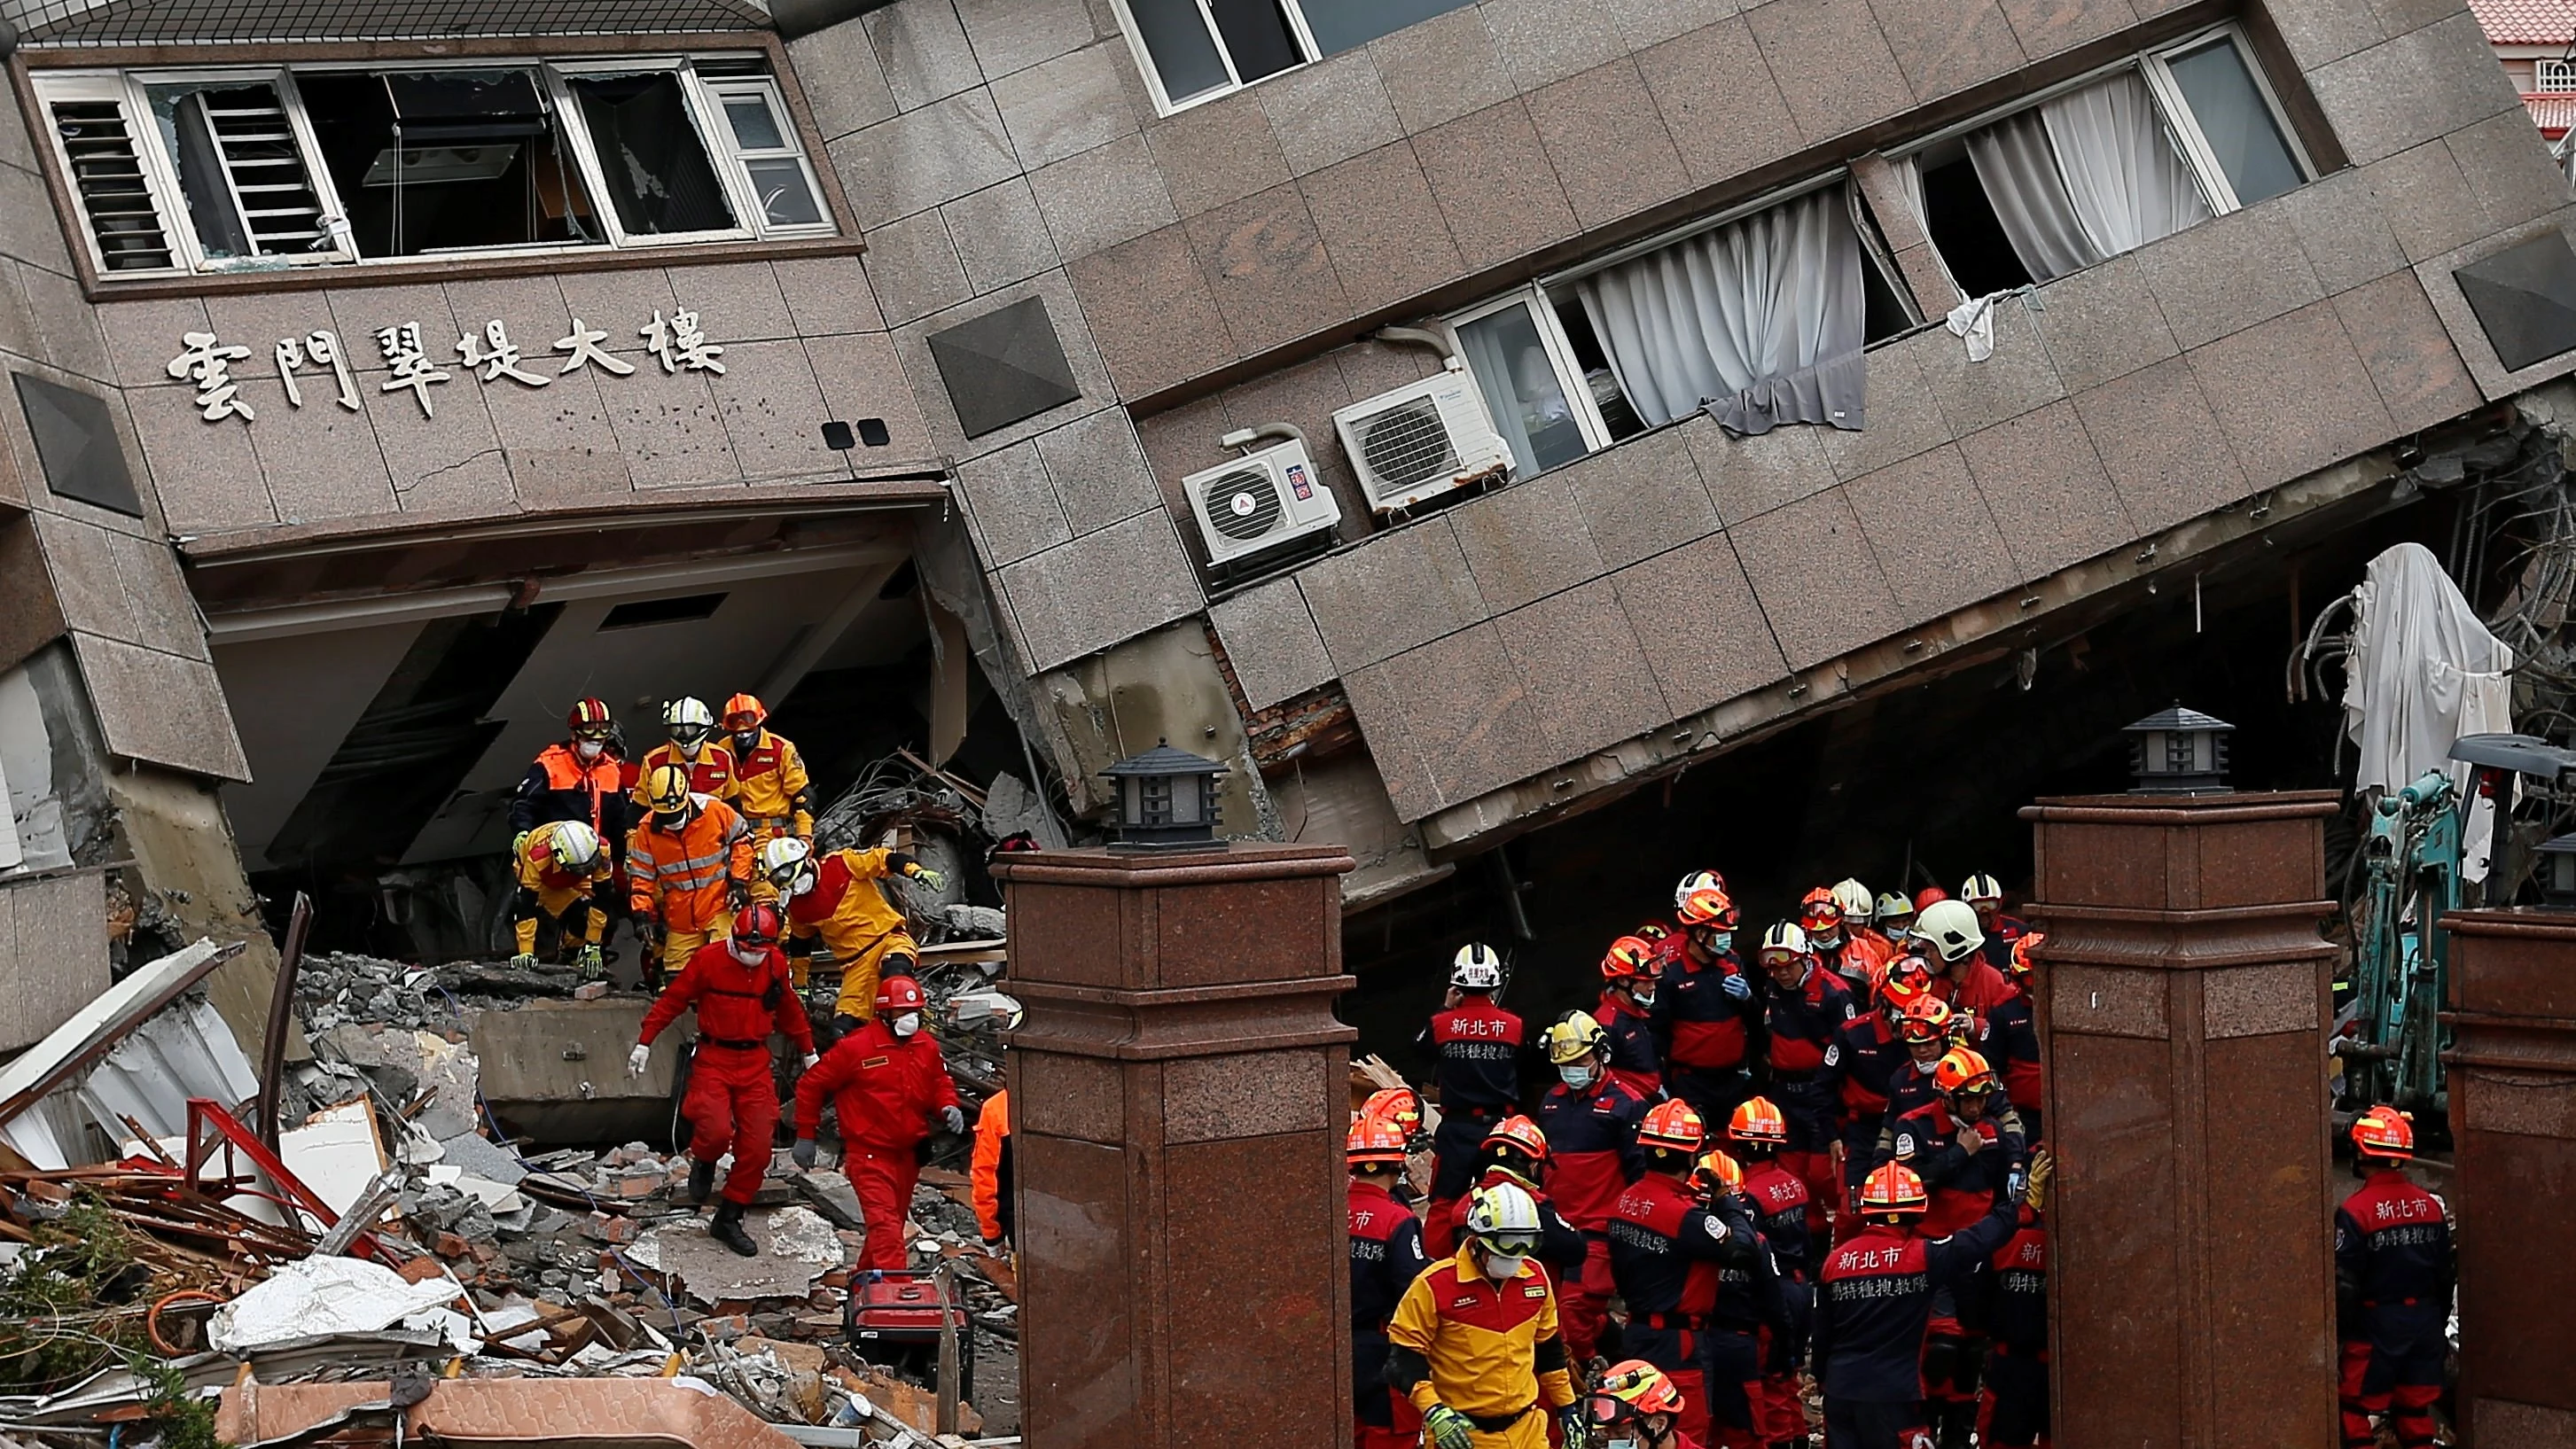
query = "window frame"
xmin=2137 ymin=24 xmax=2317 ymax=214
xmin=1109 ymin=0 xmax=1471 ymax=114
xmin=2538 ymin=57 xmax=2576 ymax=93
xmin=1450 ymin=285 xmax=1622 ymax=465
xmin=28 ymin=51 xmax=831 ymax=279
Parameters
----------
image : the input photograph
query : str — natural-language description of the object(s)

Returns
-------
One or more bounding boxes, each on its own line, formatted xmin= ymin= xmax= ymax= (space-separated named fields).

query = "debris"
xmin=0 ymin=939 xmax=242 ymax=1168
xmin=207 ymin=1255 xmax=478 ymax=1353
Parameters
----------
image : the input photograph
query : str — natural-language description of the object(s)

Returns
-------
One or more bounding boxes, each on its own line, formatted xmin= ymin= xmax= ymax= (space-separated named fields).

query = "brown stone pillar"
xmin=2440 ymin=909 xmax=2576 ymax=1448
xmin=993 ymin=844 xmax=1357 ymax=1449
xmin=2021 ymin=791 xmax=2340 ymax=1449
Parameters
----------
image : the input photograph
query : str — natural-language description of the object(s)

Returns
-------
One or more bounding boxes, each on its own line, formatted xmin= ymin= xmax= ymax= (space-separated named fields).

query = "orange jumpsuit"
xmin=971 ymin=1089 xmax=1011 ymax=1243
xmin=628 ymin=797 xmax=755 ymax=982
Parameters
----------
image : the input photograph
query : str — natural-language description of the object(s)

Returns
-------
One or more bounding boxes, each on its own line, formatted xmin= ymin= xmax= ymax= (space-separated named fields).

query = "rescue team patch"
xmin=1523 ymin=1285 xmax=1547 ymax=1299
xmin=863 ymin=1056 xmax=892 ymax=1069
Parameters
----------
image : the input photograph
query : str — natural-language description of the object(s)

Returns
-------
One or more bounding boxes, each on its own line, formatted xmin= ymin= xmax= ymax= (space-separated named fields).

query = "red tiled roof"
xmin=2475 ymin=0 xmax=2576 ymax=44
xmin=2525 ymin=90 xmax=2576 ymax=136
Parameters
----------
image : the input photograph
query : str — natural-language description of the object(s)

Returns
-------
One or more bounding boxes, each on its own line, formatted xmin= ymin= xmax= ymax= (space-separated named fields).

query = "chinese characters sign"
xmin=168 ymin=307 xmax=726 ymax=425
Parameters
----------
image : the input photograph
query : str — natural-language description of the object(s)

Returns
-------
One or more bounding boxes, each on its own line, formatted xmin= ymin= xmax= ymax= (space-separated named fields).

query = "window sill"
xmin=77 ymin=232 xmax=864 ymax=304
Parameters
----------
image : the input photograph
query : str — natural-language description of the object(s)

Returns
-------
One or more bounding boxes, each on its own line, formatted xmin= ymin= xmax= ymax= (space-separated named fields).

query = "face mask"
xmin=1708 ymin=932 xmax=1733 ymax=954
xmin=1559 ymin=1063 xmax=1596 ymax=1090
xmin=892 ymin=1012 xmax=921 ymax=1037
xmin=729 ymin=941 xmax=764 ymax=965
xmin=1480 ymin=1250 xmax=1526 ymax=1282
xmin=1630 ymin=986 xmax=1657 ymax=1009
xmin=1608 ymin=1437 xmax=1641 ymax=1449
xmin=733 ymin=729 xmax=761 ymax=753
xmin=654 ymin=810 xmax=687 ymax=832
xmin=574 ymin=740 xmax=604 ymax=760
xmin=1812 ymin=929 xmax=1842 ymax=949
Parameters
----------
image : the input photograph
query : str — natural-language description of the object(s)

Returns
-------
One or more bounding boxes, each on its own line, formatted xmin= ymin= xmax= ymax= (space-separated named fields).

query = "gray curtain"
xmin=1967 ymin=108 xmax=2100 ymax=284
xmin=1573 ymin=186 xmax=1866 ymax=437
xmin=2041 ymin=71 xmax=2211 ymax=256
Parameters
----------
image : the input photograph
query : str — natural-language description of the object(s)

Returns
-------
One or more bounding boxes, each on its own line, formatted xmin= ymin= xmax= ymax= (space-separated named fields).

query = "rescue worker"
xmin=1957 ymin=876 xmax=2026 ymax=974
xmin=722 ymin=694 xmax=814 ymax=850
xmin=972 ymin=1088 xmax=1011 ymax=1248
xmin=1870 ymin=894 xmax=1917 ymax=968
xmin=1689 ymin=1149 xmax=1779 ymax=1449
xmin=1875 ymin=997 xmax=1958 ymax=1161
xmin=511 ymin=698 xmax=629 ymax=931
xmin=1599 ymin=938 xmax=1667 ymax=1100
xmin=1811 ymin=1159 xmax=2026 ymax=1449
xmin=2334 ymin=1107 xmax=2452 ymax=1449
xmin=633 ymin=697 xmax=737 ymax=808
xmin=1433 ymin=1115 xmax=1588 ymax=1269
xmin=1351 ymin=1115 xmax=1436 ymax=1449
xmin=1833 ymin=881 xmax=1897 ymax=976
xmin=1979 ymin=1150 xmax=2052 ymax=1449
xmin=1360 ymin=1084 xmax=1429 ymax=1149
xmin=508 ymin=820 xmax=613 ymax=977
xmin=1424 ymin=944 xmax=1526 ymax=1237
xmin=1387 ymin=1181 xmax=1588 ymax=1449
xmin=1582 ymin=1362 xmax=1696 ymax=1449
xmin=1803 ymin=888 xmax=1892 ymax=999
xmin=1755 ymin=923 xmax=1857 ymax=1234
xmin=1885 ymin=1049 xmax=2027 ymax=1449
xmin=1910 ymin=900 xmax=2016 ymax=1022
xmin=1820 ymin=961 xmax=1932 ymax=1219
xmin=792 ymin=975 xmax=966 ymax=1271
xmin=628 ymin=904 xmax=815 ymax=1258
xmin=1538 ymin=1011 xmax=1651 ymax=1367
xmin=1608 ymin=1102 xmax=1754 ymax=1446
xmin=1663 ymin=878 xmax=1760 ymax=1121
xmin=628 ymin=763 xmax=755 ymax=989
xmin=760 ymin=836 xmax=947 ymax=1019
xmin=1729 ymin=1102 xmax=1814 ymax=1449
xmin=1988 ymin=934 xmax=2046 ymax=1140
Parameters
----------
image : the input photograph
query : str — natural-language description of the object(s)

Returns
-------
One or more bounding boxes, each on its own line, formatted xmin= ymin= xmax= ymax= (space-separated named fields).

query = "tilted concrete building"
xmin=0 ymin=0 xmax=2568 ymax=1028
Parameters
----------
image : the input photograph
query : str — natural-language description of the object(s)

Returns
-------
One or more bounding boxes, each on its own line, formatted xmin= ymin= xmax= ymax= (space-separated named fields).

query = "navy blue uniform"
xmin=1660 ymin=946 xmax=1760 ymax=1119
xmin=1821 ymin=1013 xmax=1909 ymax=1199
xmin=1985 ymin=993 xmax=2043 ymax=1139
xmin=1608 ymin=1173 xmax=1750 ymax=1443
xmin=1349 ymin=1177 xmax=1432 ymax=1436
xmin=1597 ymin=993 xmax=1664 ymax=1100
xmin=1980 ymin=1209 xmax=2048 ymax=1447
xmin=1421 ymin=995 xmax=1524 ymax=1202
xmin=1764 ymin=967 xmax=1857 ymax=1152
xmin=2334 ymin=1170 xmax=2452 ymax=1449
xmin=1811 ymin=1194 xmax=2019 ymax=1449
xmin=1539 ymin=1076 xmax=1651 ymax=1363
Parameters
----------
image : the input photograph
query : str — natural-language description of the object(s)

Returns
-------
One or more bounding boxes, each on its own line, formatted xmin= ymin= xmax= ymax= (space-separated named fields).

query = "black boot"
xmin=708 ymin=1201 xmax=759 ymax=1258
xmin=687 ymin=1157 xmax=716 ymax=1205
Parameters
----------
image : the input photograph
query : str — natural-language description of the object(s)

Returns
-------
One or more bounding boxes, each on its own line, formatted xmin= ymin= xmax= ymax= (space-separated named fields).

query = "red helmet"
xmin=1483 ymin=1114 xmax=1550 ymax=1163
xmin=1358 ymin=1087 xmax=1425 ymax=1144
xmin=722 ymin=692 xmax=768 ymax=732
xmin=1347 ymin=1115 xmax=1410 ymax=1168
xmin=1799 ymin=886 xmax=1844 ymax=934
xmin=566 ymin=697 xmax=613 ymax=739
xmin=1932 ymin=1047 xmax=1997 ymax=1097
xmin=1898 ymin=995 xmax=1954 ymax=1045
xmin=1675 ymin=873 xmax=1737 ymax=930
xmin=875 ymin=974 xmax=926 ymax=1015
xmin=1690 ymin=1149 xmax=1744 ymax=1201
xmin=1602 ymin=936 xmax=1660 ymax=983
xmin=1639 ymin=1100 xmax=1706 ymax=1156
xmin=1880 ymin=956 xmax=1935 ymax=1009
xmin=1588 ymin=1360 xmax=1686 ymax=1428
xmin=2009 ymin=931 xmax=2047 ymax=978
xmin=2352 ymin=1105 xmax=2416 ymax=1161
xmin=730 ymin=903 xmax=782 ymax=947
xmin=1633 ymin=921 xmax=1673 ymax=945
xmin=1914 ymin=886 xmax=1950 ymax=911
xmin=1859 ymin=1161 xmax=1928 ymax=1216
xmin=1728 ymin=1096 xmax=1788 ymax=1146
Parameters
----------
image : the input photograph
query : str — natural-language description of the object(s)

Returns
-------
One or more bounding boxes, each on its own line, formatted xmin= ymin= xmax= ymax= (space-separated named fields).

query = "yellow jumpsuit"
xmin=784 ymin=846 xmax=925 ymax=1017
xmin=1386 ymin=1250 xmax=1577 ymax=1449
xmin=511 ymin=821 xmax=614 ymax=957
xmin=730 ymin=728 xmax=813 ymax=843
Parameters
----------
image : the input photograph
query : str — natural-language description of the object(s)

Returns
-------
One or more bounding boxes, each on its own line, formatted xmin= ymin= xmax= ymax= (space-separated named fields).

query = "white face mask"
xmin=1559 ymin=1063 xmax=1596 ymax=1090
xmin=1480 ymin=1250 xmax=1526 ymax=1282
xmin=892 ymin=1012 xmax=921 ymax=1037
xmin=729 ymin=941 xmax=764 ymax=965
xmin=1630 ymin=986 xmax=1657 ymax=1009
xmin=574 ymin=740 xmax=604 ymax=760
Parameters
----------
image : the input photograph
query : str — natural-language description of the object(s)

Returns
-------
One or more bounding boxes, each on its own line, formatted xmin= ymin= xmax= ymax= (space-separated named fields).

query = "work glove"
xmin=2026 ymin=1148 xmax=2054 ymax=1212
xmin=908 ymin=866 xmax=948 ymax=892
xmin=512 ymin=830 xmax=531 ymax=855
xmin=627 ymin=1043 xmax=652 ymax=1078
xmin=1721 ymin=972 xmax=1752 ymax=1001
xmin=1556 ymin=1405 xmax=1589 ymax=1449
xmin=792 ymin=1138 xmax=819 ymax=1169
xmin=941 ymin=1105 xmax=967 ymax=1134
xmin=801 ymin=1053 xmax=820 ymax=1070
xmin=510 ymin=952 xmax=537 ymax=971
xmin=1421 ymin=1406 xmax=1474 ymax=1449
xmin=575 ymin=944 xmax=605 ymax=978
xmin=831 ymin=1014 xmax=863 ymax=1035
xmin=2006 ymin=1165 xmax=2030 ymax=1202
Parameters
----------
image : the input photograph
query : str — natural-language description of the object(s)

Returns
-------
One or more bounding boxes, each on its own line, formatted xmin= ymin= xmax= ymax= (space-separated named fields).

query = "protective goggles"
xmin=1473 ymin=1231 xmax=1541 ymax=1258
xmin=571 ymin=721 xmax=614 ymax=741
xmin=1758 ymin=949 xmax=1802 ymax=970
xmin=1899 ymin=1022 xmax=1947 ymax=1044
xmin=1584 ymin=1396 xmax=1644 ymax=1430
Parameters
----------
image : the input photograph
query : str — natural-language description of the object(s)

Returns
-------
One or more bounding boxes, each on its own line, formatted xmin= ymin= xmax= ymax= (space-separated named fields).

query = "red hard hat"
xmin=1729 ymin=1096 xmax=1788 ymax=1146
xmin=1602 ymin=936 xmax=1660 ymax=982
xmin=1639 ymin=1100 xmax=1706 ymax=1156
xmin=875 ymin=974 xmax=926 ymax=1015
xmin=1799 ymin=886 xmax=1844 ymax=931
xmin=1914 ymin=886 xmax=1950 ymax=911
xmin=1860 ymin=1161 xmax=1928 ymax=1215
xmin=2352 ymin=1105 xmax=2416 ymax=1161
xmin=1347 ymin=1115 xmax=1410 ymax=1167
xmin=567 ymin=697 xmax=613 ymax=737
xmin=1483 ymin=1114 xmax=1550 ymax=1162
xmin=730 ymin=903 xmax=782 ymax=947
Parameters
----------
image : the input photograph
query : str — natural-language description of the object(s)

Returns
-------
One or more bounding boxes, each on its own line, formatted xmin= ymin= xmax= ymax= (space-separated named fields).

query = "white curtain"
xmin=1967 ymin=109 xmax=2099 ymax=283
xmin=1573 ymin=187 xmax=1866 ymax=436
xmin=2041 ymin=71 xmax=2210 ymax=257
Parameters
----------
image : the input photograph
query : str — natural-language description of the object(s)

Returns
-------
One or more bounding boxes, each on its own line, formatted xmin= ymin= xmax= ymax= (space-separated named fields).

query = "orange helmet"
xmin=1676 ymin=879 xmax=1738 ymax=931
xmin=1635 ymin=921 xmax=1673 ymax=945
xmin=1359 ymin=1087 xmax=1424 ymax=1145
xmin=2352 ymin=1105 xmax=2416 ymax=1161
xmin=1347 ymin=1114 xmax=1411 ymax=1167
xmin=1799 ymin=887 xmax=1845 ymax=934
xmin=2009 ymin=931 xmax=2047 ymax=978
xmin=874 ymin=974 xmax=926 ymax=1016
xmin=1898 ymin=995 xmax=1955 ymax=1045
xmin=1729 ymin=1096 xmax=1788 ymax=1147
xmin=1690 ymin=1149 xmax=1745 ymax=1200
xmin=1587 ymin=1360 xmax=1686 ymax=1429
xmin=1603 ymin=936 xmax=1660 ymax=983
xmin=721 ymin=692 xmax=767 ymax=732
xmin=1483 ymin=1114 xmax=1551 ymax=1164
xmin=566 ymin=697 xmax=613 ymax=739
xmin=1932 ymin=1047 xmax=1998 ymax=1097
xmin=1859 ymin=1161 xmax=1929 ymax=1216
xmin=1880 ymin=955 xmax=1935 ymax=1009
xmin=1638 ymin=1100 xmax=1706 ymax=1156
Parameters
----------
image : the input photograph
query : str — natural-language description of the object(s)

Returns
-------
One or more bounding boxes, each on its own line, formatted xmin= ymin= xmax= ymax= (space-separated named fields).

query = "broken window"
xmin=1113 ymin=0 xmax=1475 ymax=111
xmin=1906 ymin=26 xmax=2308 ymax=289
xmin=31 ymin=55 xmax=831 ymax=278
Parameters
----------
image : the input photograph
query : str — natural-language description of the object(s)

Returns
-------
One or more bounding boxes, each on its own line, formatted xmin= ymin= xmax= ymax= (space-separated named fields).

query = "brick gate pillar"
xmin=2020 ymin=791 xmax=2340 ymax=1449
xmin=2439 ymin=908 xmax=2576 ymax=1448
xmin=993 ymin=844 xmax=1357 ymax=1449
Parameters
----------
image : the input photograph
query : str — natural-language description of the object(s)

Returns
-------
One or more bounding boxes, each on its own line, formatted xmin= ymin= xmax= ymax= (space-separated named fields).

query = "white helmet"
xmin=1914 ymin=899 xmax=1987 ymax=963
xmin=663 ymin=696 xmax=718 ymax=748
xmin=1960 ymin=873 xmax=2004 ymax=907
xmin=1758 ymin=922 xmax=1809 ymax=959
xmin=1674 ymin=869 xmax=1726 ymax=913
xmin=1463 ymin=1180 xmax=1543 ymax=1246
xmin=546 ymin=820 xmax=602 ymax=871
xmin=759 ymin=835 xmax=817 ymax=895
xmin=1831 ymin=878 xmax=1873 ymax=920
xmin=1451 ymin=943 xmax=1505 ymax=992
xmin=1874 ymin=891 xmax=1915 ymax=925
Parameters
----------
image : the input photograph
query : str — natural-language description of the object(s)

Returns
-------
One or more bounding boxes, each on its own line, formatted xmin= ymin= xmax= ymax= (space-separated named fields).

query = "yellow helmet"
xmin=642 ymin=762 xmax=692 ymax=814
xmin=1541 ymin=1010 xmax=1609 ymax=1065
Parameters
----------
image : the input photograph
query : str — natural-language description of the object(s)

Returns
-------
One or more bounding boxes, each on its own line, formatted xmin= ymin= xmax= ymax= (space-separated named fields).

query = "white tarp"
xmin=207 ymin=1254 xmax=479 ymax=1353
xmin=0 ymin=939 xmax=222 ymax=1168
xmin=2340 ymin=542 xmax=2516 ymax=877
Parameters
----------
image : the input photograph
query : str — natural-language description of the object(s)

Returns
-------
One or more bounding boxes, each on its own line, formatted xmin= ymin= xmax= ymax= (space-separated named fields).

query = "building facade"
xmin=0 ymin=0 xmax=2570 ymax=1026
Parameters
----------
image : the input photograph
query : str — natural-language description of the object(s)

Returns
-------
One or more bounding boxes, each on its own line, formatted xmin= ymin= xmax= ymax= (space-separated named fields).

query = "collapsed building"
xmin=0 ymin=0 xmax=2569 ymax=1061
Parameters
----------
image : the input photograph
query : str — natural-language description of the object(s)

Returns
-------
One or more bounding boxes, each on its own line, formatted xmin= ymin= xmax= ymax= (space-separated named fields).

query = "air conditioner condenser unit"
xmin=1182 ymin=438 xmax=1341 ymax=573
xmin=1331 ymin=370 xmax=1512 ymax=516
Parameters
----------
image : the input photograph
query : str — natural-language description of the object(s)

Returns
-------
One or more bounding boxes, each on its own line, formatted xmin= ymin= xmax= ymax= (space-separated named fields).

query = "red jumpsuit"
xmin=795 ymin=1018 xmax=961 ymax=1270
xmin=638 ymin=939 xmax=815 ymax=1205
